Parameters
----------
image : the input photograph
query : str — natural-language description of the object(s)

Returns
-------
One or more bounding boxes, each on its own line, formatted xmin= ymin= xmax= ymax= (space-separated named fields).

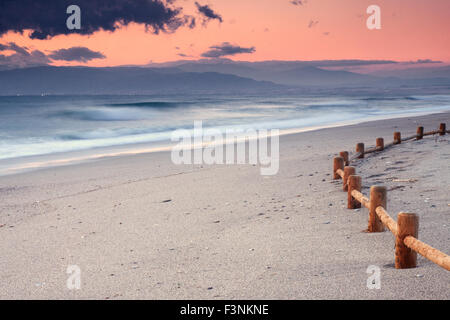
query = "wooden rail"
xmin=404 ymin=236 xmax=450 ymax=271
xmin=332 ymin=123 xmax=449 ymax=271
xmin=351 ymin=190 xmax=369 ymax=209
xmin=375 ymin=206 xmax=397 ymax=235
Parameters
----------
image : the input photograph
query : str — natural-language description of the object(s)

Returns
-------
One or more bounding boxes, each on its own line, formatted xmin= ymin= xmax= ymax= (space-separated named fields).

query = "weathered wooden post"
xmin=343 ymin=166 xmax=356 ymax=191
xmin=394 ymin=132 xmax=401 ymax=144
xmin=416 ymin=126 xmax=424 ymax=140
xmin=439 ymin=123 xmax=446 ymax=136
xmin=395 ymin=213 xmax=419 ymax=269
xmin=376 ymin=138 xmax=384 ymax=151
xmin=368 ymin=186 xmax=386 ymax=232
xmin=340 ymin=151 xmax=349 ymax=166
xmin=333 ymin=157 xmax=344 ymax=180
xmin=356 ymin=143 xmax=364 ymax=159
xmin=347 ymin=175 xmax=361 ymax=209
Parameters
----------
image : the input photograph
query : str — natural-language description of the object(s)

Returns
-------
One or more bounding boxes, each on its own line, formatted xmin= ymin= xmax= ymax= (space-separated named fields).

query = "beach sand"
xmin=0 ymin=112 xmax=448 ymax=299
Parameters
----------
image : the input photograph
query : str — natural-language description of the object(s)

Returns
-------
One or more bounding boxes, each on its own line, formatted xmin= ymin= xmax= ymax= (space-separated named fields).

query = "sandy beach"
xmin=0 ymin=112 xmax=448 ymax=300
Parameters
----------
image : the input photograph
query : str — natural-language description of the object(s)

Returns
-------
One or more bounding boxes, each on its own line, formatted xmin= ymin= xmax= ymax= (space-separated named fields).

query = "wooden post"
xmin=347 ymin=175 xmax=361 ymax=209
xmin=343 ymin=166 xmax=356 ymax=191
xmin=356 ymin=143 xmax=364 ymax=159
xmin=333 ymin=157 xmax=344 ymax=180
xmin=394 ymin=132 xmax=401 ymax=144
xmin=416 ymin=126 xmax=424 ymax=140
xmin=395 ymin=213 xmax=419 ymax=269
xmin=439 ymin=123 xmax=446 ymax=136
xmin=368 ymin=186 xmax=386 ymax=232
xmin=376 ymin=138 xmax=384 ymax=151
xmin=340 ymin=151 xmax=349 ymax=166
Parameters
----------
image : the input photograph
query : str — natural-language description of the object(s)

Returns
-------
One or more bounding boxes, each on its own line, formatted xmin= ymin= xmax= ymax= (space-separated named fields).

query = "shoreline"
xmin=0 ymin=112 xmax=448 ymax=299
xmin=2 ymin=109 xmax=450 ymax=177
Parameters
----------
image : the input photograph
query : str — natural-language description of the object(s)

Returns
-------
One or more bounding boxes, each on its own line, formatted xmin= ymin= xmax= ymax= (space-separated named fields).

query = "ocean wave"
xmin=106 ymin=101 xmax=184 ymax=108
xmin=51 ymin=108 xmax=152 ymax=121
xmin=57 ymin=125 xmax=183 ymax=141
xmin=362 ymin=96 xmax=419 ymax=101
xmin=409 ymin=95 xmax=450 ymax=101
xmin=2 ymin=94 xmax=450 ymax=162
xmin=298 ymin=103 xmax=357 ymax=112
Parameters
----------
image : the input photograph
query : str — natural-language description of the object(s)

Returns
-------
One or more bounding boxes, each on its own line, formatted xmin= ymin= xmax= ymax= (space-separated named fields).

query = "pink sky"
xmin=1 ymin=0 xmax=449 ymax=66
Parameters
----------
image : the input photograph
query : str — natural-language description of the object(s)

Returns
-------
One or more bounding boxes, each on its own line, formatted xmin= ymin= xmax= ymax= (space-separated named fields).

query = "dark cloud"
xmin=0 ymin=0 xmax=189 ymax=39
xmin=308 ymin=20 xmax=319 ymax=28
xmin=188 ymin=17 xmax=196 ymax=29
xmin=0 ymin=42 xmax=50 ymax=69
xmin=412 ymin=59 xmax=442 ymax=64
xmin=290 ymin=0 xmax=308 ymax=6
xmin=0 ymin=42 xmax=105 ymax=69
xmin=312 ymin=60 xmax=397 ymax=67
xmin=48 ymin=47 xmax=106 ymax=62
xmin=201 ymin=42 xmax=255 ymax=58
xmin=177 ymin=53 xmax=193 ymax=58
xmin=195 ymin=2 xmax=223 ymax=23
xmin=3 ymin=42 xmax=30 ymax=56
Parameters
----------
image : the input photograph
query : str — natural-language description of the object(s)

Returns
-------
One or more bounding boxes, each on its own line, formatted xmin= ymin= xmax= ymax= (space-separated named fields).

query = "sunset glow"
xmin=1 ymin=0 xmax=449 ymax=67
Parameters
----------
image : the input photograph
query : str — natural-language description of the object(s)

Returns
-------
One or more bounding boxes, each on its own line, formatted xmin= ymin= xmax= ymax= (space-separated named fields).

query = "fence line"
xmin=375 ymin=206 xmax=397 ymax=236
xmin=404 ymin=236 xmax=450 ymax=271
xmin=347 ymin=123 xmax=448 ymax=163
xmin=351 ymin=190 xmax=369 ymax=209
xmin=332 ymin=123 xmax=449 ymax=271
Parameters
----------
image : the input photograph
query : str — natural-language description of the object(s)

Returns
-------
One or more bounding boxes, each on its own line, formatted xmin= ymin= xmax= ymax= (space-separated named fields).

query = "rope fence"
xmin=332 ymin=122 xmax=450 ymax=271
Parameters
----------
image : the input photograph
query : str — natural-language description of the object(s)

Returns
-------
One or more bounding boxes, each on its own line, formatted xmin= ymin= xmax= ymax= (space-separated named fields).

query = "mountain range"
xmin=0 ymin=59 xmax=449 ymax=95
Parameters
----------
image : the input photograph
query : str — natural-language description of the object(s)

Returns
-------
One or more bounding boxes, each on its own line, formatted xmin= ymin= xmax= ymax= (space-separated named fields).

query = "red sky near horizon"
xmin=1 ymin=0 xmax=449 ymax=66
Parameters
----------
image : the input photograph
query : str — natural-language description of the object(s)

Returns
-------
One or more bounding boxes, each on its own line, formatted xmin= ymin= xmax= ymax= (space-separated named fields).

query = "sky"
xmin=0 ymin=0 xmax=449 ymax=68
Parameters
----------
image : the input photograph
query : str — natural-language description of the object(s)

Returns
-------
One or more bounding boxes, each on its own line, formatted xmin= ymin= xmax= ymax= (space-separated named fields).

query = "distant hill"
xmin=162 ymin=59 xmax=378 ymax=86
xmin=369 ymin=65 xmax=450 ymax=79
xmin=150 ymin=59 xmax=450 ymax=87
xmin=0 ymin=66 xmax=282 ymax=95
xmin=263 ymin=66 xmax=377 ymax=86
xmin=1 ymin=60 xmax=449 ymax=95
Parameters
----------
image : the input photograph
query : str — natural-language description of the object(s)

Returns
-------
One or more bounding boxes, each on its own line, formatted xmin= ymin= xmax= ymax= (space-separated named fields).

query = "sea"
xmin=1 ymin=93 xmax=449 ymax=175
